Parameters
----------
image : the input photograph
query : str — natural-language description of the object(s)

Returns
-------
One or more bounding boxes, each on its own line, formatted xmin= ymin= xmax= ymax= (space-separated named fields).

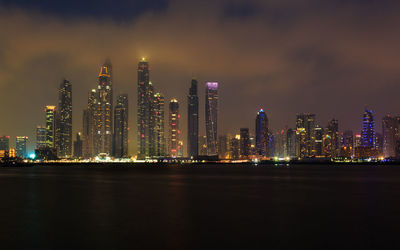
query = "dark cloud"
xmin=0 ymin=0 xmax=400 ymax=155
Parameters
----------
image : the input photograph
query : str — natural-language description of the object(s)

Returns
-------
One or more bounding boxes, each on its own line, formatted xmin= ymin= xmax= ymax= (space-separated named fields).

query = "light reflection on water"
xmin=0 ymin=165 xmax=399 ymax=249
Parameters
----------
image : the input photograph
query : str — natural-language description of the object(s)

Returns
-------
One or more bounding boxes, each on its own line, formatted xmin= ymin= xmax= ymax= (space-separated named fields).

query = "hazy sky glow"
xmin=1 ymin=0 xmax=400 ymax=154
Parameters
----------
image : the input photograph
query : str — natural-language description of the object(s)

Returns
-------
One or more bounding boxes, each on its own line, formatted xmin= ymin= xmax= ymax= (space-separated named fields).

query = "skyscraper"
xmin=362 ymin=109 xmax=375 ymax=148
xmin=240 ymin=128 xmax=250 ymax=159
xmin=95 ymin=60 xmax=113 ymax=155
xmin=113 ymin=94 xmax=129 ymax=158
xmin=36 ymin=126 xmax=46 ymax=149
xmin=315 ymin=125 xmax=323 ymax=157
xmin=45 ymin=105 xmax=56 ymax=148
xmin=137 ymin=59 xmax=152 ymax=159
xmin=82 ymin=89 xmax=97 ymax=157
xmin=255 ymin=109 xmax=268 ymax=157
xmin=0 ymin=136 xmax=10 ymax=150
xmin=382 ymin=115 xmax=397 ymax=158
xmin=205 ymin=82 xmax=218 ymax=156
xmin=286 ymin=128 xmax=296 ymax=158
xmin=16 ymin=136 xmax=28 ymax=158
xmin=188 ymin=78 xmax=199 ymax=158
xmin=296 ymin=113 xmax=316 ymax=158
xmin=153 ymin=92 xmax=165 ymax=157
xmin=56 ymin=79 xmax=72 ymax=158
xmin=169 ymin=99 xmax=180 ymax=157
xmin=323 ymin=119 xmax=339 ymax=158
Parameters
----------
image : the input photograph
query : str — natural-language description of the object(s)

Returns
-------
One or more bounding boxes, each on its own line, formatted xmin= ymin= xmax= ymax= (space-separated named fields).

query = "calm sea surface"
xmin=0 ymin=164 xmax=399 ymax=249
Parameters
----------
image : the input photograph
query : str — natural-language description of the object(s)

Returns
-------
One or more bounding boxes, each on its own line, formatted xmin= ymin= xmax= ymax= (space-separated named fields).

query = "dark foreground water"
xmin=0 ymin=164 xmax=400 ymax=249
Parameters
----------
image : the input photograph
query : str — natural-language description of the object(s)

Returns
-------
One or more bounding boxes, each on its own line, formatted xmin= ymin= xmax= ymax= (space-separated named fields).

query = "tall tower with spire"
xmin=94 ymin=59 xmax=113 ymax=155
xmin=137 ymin=58 xmax=152 ymax=159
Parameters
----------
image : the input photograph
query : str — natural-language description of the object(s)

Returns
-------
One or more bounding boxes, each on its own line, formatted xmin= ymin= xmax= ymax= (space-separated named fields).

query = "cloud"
xmin=0 ymin=0 xmax=400 ymax=154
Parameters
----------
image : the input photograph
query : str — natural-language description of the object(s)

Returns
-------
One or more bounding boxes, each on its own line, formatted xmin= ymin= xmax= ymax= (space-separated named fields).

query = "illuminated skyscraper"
xmin=82 ymin=89 xmax=97 ymax=158
xmin=323 ymin=119 xmax=339 ymax=158
xmin=188 ymin=78 xmax=199 ymax=158
xmin=95 ymin=60 xmax=113 ymax=155
xmin=153 ymin=92 xmax=165 ymax=157
xmin=137 ymin=59 xmax=152 ymax=159
xmin=0 ymin=136 xmax=10 ymax=150
xmin=315 ymin=125 xmax=323 ymax=157
xmin=169 ymin=99 xmax=180 ymax=157
xmin=296 ymin=113 xmax=316 ymax=158
xmin=56 ymin=79 xmax=72 ymax=158
xmin=255 ymin=109 xmax=268 ymax=157
xmin=361 ymin=109 xmax=375 ymax=148
xmin=36 ymin=126 xmax=46 ymax=149
xmin=113 ymin=94 xmax=129 ymax=158
xmin=16 ymin=136 xmax=28 ymax=158
xmin=45 ymin=106 xmax=56 ymax=148
xmin=205 ymin=82 xmax=218 ymax=156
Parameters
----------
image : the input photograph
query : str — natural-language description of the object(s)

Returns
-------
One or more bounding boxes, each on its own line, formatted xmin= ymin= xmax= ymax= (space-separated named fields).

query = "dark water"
xmin=0 ymin=164 xmax=400 ymax=249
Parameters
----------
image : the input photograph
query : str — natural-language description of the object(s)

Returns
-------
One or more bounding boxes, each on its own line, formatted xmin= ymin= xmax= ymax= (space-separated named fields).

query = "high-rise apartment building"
xmin=45 ymin=105 xmax=56 ymax=148
xmin=16 ymin=136 xmax=28 ymax=158
xmin=153 ymin=92 xmax=165 ymax=157
xmin=137 ymin=59 xmax=152 ymax=159
xmin=169 ymin=99 xmax=180 ymax=157
xmin=95 ymin=60 xmax=113 ymax=155
xmin=205 ymin=82 xmax=218 ymax=156
xmin=296 ymin=113 xmax=316 ymax=158
xmin=255 ymin=109 xmax=268 ymax=157
xmin=188 ymin=78 xmax=199 ymax=158
xmin=113 ymin=94 xmax=129 ymax=158
xmin=56 ymin=79 xmax=72 ymax=158
xmin=382 ymin=115 xmax=397 ymax=158
xmin=362 ymin=109 xmax=375 ymax=148
xmin=36 ymin=126 xmax=46 ymax=149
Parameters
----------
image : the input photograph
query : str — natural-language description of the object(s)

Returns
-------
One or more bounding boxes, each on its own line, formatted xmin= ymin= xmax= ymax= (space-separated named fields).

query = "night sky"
xmin=1 ymin=0 xmax=400 ymax=154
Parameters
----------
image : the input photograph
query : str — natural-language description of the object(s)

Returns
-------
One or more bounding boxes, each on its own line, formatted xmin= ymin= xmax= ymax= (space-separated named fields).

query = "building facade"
xmin=56 ymin=79 xmax=72 ymax=158
xmin=113 ymin=94 xmax=129 ymax=158
xmin=16 ymin=136 xmax=28 ymax=158
xmin=95 ymin=60 xmax=113 ymax=155
xmin=36 ymin=126 xmax=46 ymax=149
xmin=205 ymin=82 xmax=218 ymax=156
xmin=188 ymin=78 xmax=199 ymax=158
xmin=45 ymin=106 xmax=56 ymax=148
xmin=137 ymin=59 xmax=152 ymax=159
xmin=255 ymin=109 xmax=268 ymax=157
xmin=169 ymin=99 xmax=180 ymax=157
xmin=153 ymin=92 xmax=165 ymax=157
xmin=362 ymin=109 xmax=375 ymax=148
xmin=296 ymin=113 xmax=316 ymax=158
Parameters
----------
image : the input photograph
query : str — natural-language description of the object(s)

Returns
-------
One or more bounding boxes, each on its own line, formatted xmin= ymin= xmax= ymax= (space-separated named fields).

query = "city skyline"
xmin=2 ymin=1 xmax=400 ymax=155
